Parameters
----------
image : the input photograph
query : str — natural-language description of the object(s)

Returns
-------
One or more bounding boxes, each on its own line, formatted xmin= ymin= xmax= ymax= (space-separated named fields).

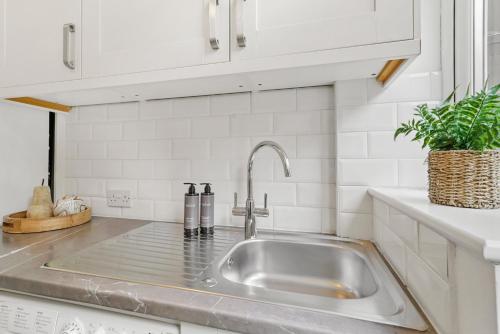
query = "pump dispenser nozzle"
xmin=200 ymin=183 xmax=212 ymax=194
xmin=184 ymin=183 xmax=197 ymax=195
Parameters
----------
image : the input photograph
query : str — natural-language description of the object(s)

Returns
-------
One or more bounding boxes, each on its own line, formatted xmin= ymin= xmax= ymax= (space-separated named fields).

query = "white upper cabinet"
xmin=231 ymin=0 xmax=414 ymax=59
xmin=0 ymin=0 xmax=81 ymax=87
xmin=82 ymin=0 xmax=230 ymax=78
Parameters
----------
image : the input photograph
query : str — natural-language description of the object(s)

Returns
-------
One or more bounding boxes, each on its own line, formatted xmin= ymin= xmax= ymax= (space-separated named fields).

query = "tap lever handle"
xmin=233 ymin=192 xmax=238 ymax=208
xmin=264 ymin=193 xmax=268 ymax=209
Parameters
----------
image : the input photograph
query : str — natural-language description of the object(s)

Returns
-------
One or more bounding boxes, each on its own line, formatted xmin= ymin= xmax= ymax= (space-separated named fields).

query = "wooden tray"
xmin=3 ymin=208 xmax=92 ymax=234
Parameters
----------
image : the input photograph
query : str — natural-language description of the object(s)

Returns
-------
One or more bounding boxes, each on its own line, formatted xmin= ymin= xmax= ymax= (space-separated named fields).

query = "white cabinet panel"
xmin=232 ymin=0 xmax=414 ymax=59
xmin=83 ymin=0 xmax=230 ymax=78
xmin=0 ymin=0 xmax=81 ymax=87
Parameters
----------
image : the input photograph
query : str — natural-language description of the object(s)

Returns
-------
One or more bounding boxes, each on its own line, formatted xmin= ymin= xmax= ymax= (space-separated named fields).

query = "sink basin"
xmin=44 ymin=223 xmax=427 ymax=331
xmin=220 ymin=239 xmax=377 ymax=299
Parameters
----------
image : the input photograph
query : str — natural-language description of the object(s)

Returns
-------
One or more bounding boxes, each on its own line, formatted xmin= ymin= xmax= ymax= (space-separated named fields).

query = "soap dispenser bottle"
xmin=200 ymin=183 xmax=214 ymax=235
xmin=183 ymin=183 xmax=199 ymax=237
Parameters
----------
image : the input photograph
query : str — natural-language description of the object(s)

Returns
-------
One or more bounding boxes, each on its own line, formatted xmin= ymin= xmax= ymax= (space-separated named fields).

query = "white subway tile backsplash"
xmin=138 ymin=180 xmax=171 ymax=200
xmin=297 ymin=135 xmax=335 ymax=158
xmin=172 ymin=139 xmax=210 ymax=159
xmin=274 ymin=111 xmax=321 ymax=135
xmin=66 ymin=124 xmax=92 ymax=141
xmin=93 ymin=123 xmax=122 ymax=141
xmin=191 ymin=160 xmax=230 ymax=180
xmin=156 ymin=119 xmax=191 ymax=138
xmin=321 ymin=159 xmax=336 ymax=184
xmin=338 ymin=104 xmax=397 ymax=132
xmin=66 ymin=160 xmax=92 ymax=178
xmin=338 ymin=159 xmax=397 ymax=186
xmin=368 ymin=132 xmax=427 ymax=158
xmin=338 ymin=213 xmax=372 ymax=239
xmin=252 ymin=89 xmax=296 ymax=113
xmin=335 ymin=79 xmax=368 ymax=107
xmin=338 ymin=186 xmax=371 ymax=214
xmin=367 ymin=73 xmax=434 ymax=104
xmin=140 ymin=100 xmax=172 ymax=120
xmin=66 ymin=142 xmax=78 ymax=159
xmin=153 ymin=160 xmax=190 ymax=179
xmin=172 ymin=96 xmax=209 ymax=118
xmin=106 ymin=179 xmax=138 ymax=198
xmin=192 ymin=116 xmax=230 ymax=138
xmin=320 ymin=109 xmax=336 ymax=134
xmin=65 ymin=179 xmax=78 ymax=195
xmin=211 ymin=138 xmax=251 ymax=159
xmin=66 ymin=87 xmax=343 ymax=234
xmin=337 ymin=133 xmax=367 ymax=158
xmin=253 ymin=182 xmax=296 ymax=206
xmin=92 ymin=160 xmax=122 ymax=178
xmin=297 ymin=86 xmax=335 ymax=111
xmin=123 ymin=121 xmax=156 ymax=140
xmin=77 ymin=179 xmax=105 ymax=197
xmin=378 ymin=222 xmax=407 ymax=281
xmin=210 ymin=93 xmax=251 ymax=115
xmin=78 ymin=142 xmax=107 ymax=159
xmin=419 ymin=224 xmax=448 ymax=280
xmin=231 ymin=114 xmax=273 ymax=136
xmin=214 ymin=204 xmax=232 ymax=226
xmin=297 ymin=183 xmax=335 ymax=208
xmin=406 ymin=249 xmax=453 ymax=334
xmin=230 ymin=158 xmax=273 ymax=182
xmin=108 ymin=141 xmax=138 ymax=159
xmin=398 ymin=159 xmax=427 ymax=188
xmin=154 ymin=200 xmax=183 ymax=222
xmin=123 ymin=160 xmax=153 ymax=179
xmin=373 ymin=198 xmax=389 ymax=223
xmin=78 ymin=105 xmax=107 ymax=122
xmin=321 ymin=208 xmax=336 ymax=234
xmin=388 ymin=208 xmax=419 ymax=252
xmin=274 ymin=206 xmax=322 ymax=232
xmin=108 ymin=102 xmax=139 ymax=121
xmin=139 ymin=140 xmax=172 ymax=159
xmin=275 ymin=159 xmax=322 ymax=183
xmin=91 ymin=197 xmax=122 ymax=217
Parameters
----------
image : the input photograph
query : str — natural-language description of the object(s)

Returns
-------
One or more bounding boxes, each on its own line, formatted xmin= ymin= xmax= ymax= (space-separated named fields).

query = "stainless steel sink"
xmin=220 ymin=239 xmax=377 ymax=299
xmin=44 ymin=223 xmax=427 ymax=331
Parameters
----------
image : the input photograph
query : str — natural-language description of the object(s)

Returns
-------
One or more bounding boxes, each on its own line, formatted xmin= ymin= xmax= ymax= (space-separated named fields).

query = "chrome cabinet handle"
xmin=235 ymin=0 xmax=246 ymax=47
xmin=208 ymin=0 xmax=220 ymax=50
xmin=63 ymin=23 xmax=76 ymax=70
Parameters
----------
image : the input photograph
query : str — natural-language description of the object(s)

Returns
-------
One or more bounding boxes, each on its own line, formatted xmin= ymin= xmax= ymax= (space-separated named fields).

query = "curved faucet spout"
xmin=247 ymin=141 xmax=291 ymax=199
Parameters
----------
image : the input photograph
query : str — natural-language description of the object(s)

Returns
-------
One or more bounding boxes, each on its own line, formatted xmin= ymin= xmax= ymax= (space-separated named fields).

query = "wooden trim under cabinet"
xmin=5 ymin=97 xmax=72 ymax=112
xmin=376 ymin=59 xmax=406 ymax=85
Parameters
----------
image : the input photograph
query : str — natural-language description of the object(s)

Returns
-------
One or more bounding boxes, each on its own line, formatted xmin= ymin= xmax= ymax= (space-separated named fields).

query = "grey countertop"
xmin=0 ymin=217 xmax=435 ymax=334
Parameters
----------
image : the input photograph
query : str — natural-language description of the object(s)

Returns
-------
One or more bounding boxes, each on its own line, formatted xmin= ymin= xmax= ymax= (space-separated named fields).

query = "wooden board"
xmin=3 ymin=208 xmax=92 ymax=234
xmin=5 ymin=97 xmax=72 ymax=112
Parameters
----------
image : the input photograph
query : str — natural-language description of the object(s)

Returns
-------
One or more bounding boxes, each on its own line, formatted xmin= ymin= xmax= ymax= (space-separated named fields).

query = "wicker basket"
xmin=428 ymin=150 xmax=500 ymax=209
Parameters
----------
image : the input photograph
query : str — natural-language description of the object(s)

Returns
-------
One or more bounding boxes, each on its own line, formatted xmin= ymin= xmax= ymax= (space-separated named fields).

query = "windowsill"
xmin=368 ymin=187 xmax=500 ymax=263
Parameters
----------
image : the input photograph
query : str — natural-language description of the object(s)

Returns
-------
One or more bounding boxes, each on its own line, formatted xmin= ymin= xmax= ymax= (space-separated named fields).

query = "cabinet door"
xmin=0 ymin=0 xmax=81 ymax=87
xmin=83 ymin=0 xmax=229 ymax=78
xmin=231 ymin=0 xmax=414 ymax=59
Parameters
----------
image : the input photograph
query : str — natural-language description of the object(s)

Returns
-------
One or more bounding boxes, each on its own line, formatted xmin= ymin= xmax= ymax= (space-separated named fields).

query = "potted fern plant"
xmin=395 ymin=84 xmax=500 ymax=209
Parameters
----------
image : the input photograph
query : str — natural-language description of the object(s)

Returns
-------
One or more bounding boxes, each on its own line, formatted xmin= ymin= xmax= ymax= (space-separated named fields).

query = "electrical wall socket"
xmin=107 ymin=190 xmax=131 ymax=208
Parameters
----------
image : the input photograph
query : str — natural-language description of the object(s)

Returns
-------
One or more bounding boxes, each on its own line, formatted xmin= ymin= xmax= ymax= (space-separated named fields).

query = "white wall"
xmin=62 ymin=87 xmax=336 ymax=233
xmin=0 ymin=102 xmax=49 ymax=216
xmin=334 ymin=0 xmax=443 ymax=239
